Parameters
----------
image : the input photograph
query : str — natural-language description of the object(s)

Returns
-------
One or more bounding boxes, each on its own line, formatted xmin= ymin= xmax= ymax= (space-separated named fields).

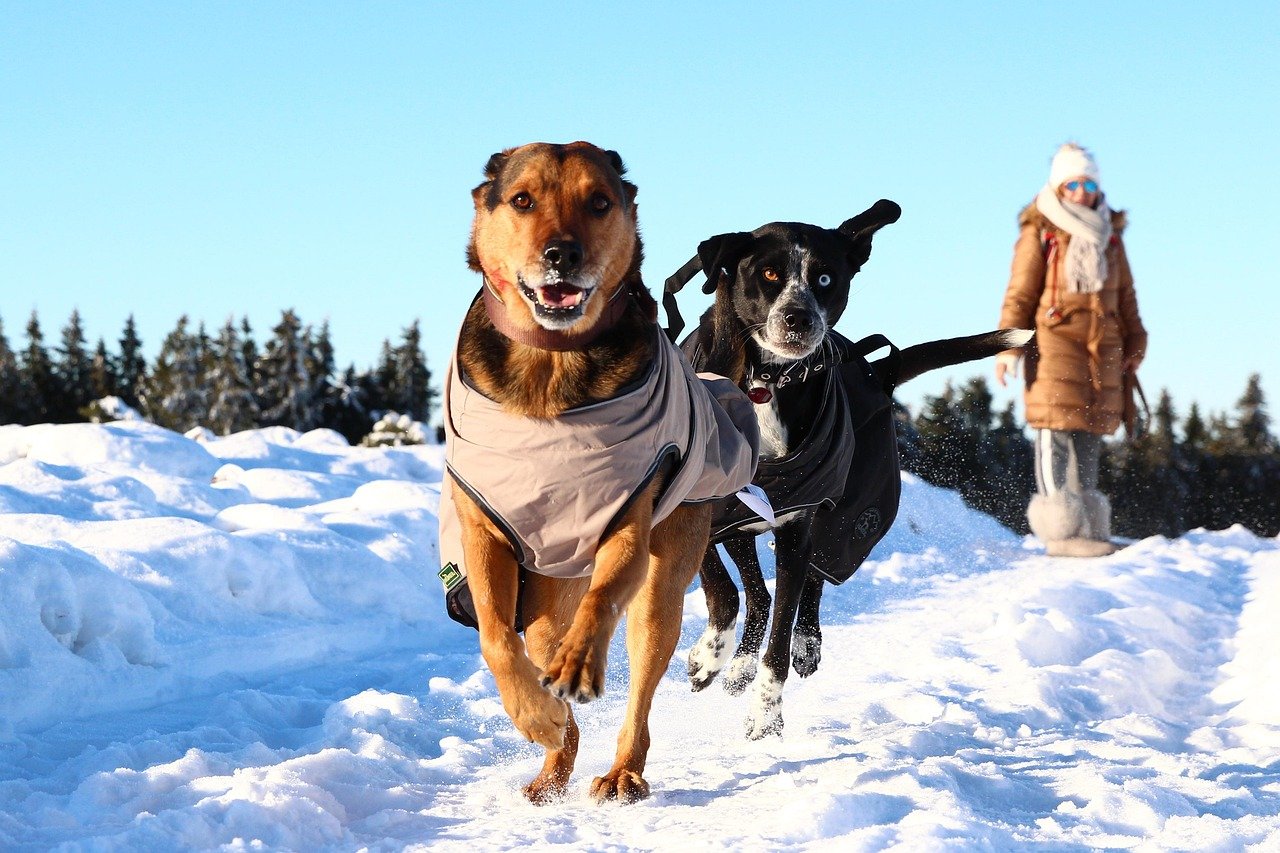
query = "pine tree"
xmin=1235 ymin=373 xmax=1273 ymax=452
xmin=89 ymin=338 xmax=118 ymax=402
xmin=0 ymin=317 xmax=23 ymax=425
xmin=117 ymin=315 xmax=147 ymax=408
xmin=1183 ymin=403 xmax=1207 ymax=450
xmin=367 ymin=339 xmax=397 ymax=417
xmin=1104 ymin=388 xmax=1189 ymax=537
xmin=20 ymin=312 xmax=56 ymax=425
xmin=323 ymin=364 xmax=376 ymax=444
xmin=392 ymin=320 xmax=434 ymax=423
xmin=306 ymin=320 xmax=337 ymax=427
xmin=207 ymin=318 xmax=259 ymax=435
xmin=239 ymin=317 xmax=259 ymax=399
xmin=54 ymin=309 xmax=94 ymax=422
xmin=256 ymin=309 xmax=314 ymax=431
xmin=141 ymin=315 xmax=208 ymax=431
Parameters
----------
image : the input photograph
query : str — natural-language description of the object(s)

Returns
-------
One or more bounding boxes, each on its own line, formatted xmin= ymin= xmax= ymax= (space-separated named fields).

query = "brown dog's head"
xmin=467 ymin=142 xmax=641 ymax=336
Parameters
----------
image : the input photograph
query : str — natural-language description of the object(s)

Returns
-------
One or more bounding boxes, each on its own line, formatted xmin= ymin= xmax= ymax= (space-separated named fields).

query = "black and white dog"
xmin=666 ymin=200 xmax=1032 ymax=738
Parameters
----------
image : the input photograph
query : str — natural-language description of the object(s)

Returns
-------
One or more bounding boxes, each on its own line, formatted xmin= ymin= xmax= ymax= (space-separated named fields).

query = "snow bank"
xmin=1 ymin=421 xmax=1277 ymax=850
xmin=0 ymin=422 xmax=445 ymax=736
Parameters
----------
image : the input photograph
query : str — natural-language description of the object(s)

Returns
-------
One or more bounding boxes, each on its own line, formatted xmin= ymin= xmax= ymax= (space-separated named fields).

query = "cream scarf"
xmin=1035 ymin=185 xmax=1112 ymax=293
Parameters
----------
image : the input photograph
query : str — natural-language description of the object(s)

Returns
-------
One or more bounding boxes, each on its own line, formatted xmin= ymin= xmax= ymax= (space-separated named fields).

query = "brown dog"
xmin=437 ymin=142 xmax=758 ymax=803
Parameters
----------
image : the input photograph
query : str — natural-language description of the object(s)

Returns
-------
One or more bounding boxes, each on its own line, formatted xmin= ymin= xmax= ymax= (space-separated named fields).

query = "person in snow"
xmin=995 ymin=142 xmax=1148 ymax=557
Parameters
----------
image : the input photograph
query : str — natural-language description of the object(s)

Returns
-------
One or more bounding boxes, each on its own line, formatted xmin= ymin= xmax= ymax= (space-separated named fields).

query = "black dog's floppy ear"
xmin=837 ymin=199 xmax=901 ymax=270
xmin=696 ymin=232 xmax=754 ymax=295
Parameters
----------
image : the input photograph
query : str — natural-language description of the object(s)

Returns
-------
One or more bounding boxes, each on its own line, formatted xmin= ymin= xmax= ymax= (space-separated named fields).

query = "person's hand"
xmin=995 ymin=351 xmax=1023 ymax=387
xmin=1124 ymin=353 xmax=1144 ymax=373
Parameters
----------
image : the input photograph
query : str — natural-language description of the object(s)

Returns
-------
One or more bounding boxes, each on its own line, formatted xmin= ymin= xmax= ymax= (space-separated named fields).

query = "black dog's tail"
xmin=876 ymin=328 xmax=1033 ymax=390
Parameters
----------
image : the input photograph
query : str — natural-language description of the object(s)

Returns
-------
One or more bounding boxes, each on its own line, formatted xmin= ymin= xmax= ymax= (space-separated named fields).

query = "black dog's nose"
xmin=783 ymin=311 xmax=814 ymax=332
xmin=543 ymin=240 xmax=583 ymax=274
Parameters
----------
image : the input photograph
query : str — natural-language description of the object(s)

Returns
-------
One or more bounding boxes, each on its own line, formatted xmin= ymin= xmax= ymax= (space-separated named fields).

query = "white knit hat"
xmin=1048 ymin=143 xmax=1100 ymax=189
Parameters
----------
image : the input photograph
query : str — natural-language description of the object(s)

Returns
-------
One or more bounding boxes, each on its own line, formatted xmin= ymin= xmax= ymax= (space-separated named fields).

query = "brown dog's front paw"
xmin=506 ymin=687 xmax=569 ymax=749
xmin=540 ymin=633 xmax=608 ymax=703
xmin=523 ymin=769 xmax=571 ymax=805
xmin=589 ymin=769 xmax=650 ymax=804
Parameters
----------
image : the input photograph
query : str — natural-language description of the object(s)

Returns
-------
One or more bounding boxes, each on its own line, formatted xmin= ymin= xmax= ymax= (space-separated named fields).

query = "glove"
xmin=995 ymin=351 xmax=1023 ymax=387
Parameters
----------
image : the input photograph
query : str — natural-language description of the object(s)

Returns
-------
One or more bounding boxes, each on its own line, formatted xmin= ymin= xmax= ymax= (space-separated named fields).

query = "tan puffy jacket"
xmin=999 ymin=203 xmax=1148 ymax=434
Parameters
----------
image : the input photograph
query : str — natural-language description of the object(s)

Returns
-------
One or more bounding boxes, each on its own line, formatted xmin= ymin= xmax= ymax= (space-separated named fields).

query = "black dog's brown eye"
xmin=511 ymin=192 xmax=533 ymax=210
xmin=762 ymin=268 xmax=780 ymax=282
xmin=590 ymin=193 xmax=611 ymax=214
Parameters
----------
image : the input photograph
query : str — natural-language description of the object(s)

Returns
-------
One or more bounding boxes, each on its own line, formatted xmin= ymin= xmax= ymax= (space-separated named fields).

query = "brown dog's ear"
xmin=472 ymin=150 xmax=511 ymax=209
xmin=483 ymin=151 xmax=510 ymax=181
xmin=696 ymin=232 xmax=754 ymax=295
xmin=837 ymin=199 xmax=901 ymax=271
xmin=604 ymin=149 xmax=626 ymax=176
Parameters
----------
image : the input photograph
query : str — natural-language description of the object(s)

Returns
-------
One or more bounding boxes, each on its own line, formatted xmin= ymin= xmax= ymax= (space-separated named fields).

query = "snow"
xmin=0 ymin=423 xmax=1277 ymax=851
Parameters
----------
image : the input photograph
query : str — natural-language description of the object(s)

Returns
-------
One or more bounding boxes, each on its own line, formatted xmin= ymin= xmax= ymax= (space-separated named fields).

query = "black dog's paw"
xmin=721 ymin=654 xmax=757 ymax=696
xmin=744 ymin=671 xmax=784 ymax=739
xmin=687 ymin=626 xmax=734 ymax=692
xmin=791 ymin=631 xmax=822 ymax=678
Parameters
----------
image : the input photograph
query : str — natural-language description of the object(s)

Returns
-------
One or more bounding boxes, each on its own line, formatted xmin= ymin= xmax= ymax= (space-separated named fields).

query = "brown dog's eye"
xmin=762 ymin=268 xmax=780 ymax=283
xmin=590 ymin=193 xmax=611 ymax=215
xmin=511 ymin=192 xmax=533 ymax=211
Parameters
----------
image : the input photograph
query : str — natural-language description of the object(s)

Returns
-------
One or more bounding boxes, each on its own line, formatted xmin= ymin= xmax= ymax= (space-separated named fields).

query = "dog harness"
xmin=438 ymin=325 xmax=760 ymax=603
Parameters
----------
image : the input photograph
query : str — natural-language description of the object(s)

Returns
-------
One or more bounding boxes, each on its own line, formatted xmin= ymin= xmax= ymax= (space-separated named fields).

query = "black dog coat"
xmin=681 ymin=329 xmax=904 ymax=585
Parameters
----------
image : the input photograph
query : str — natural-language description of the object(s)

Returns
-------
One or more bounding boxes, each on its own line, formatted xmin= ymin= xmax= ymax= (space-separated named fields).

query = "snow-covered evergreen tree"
xmin=117 ymin=315 xmax=147 ymax=408
xmin=55 ymin=310 xmax=94 ymax=422
xmin=21 ymin=312 xmax=56 ymax=425
xmin=256 ymin=309 xmax=316 ymax=431
xmin=141 ymin=315 xmax=208 ymax=431
xmin=322 ymin=364 xmax=375 ymax=444
xmin=207 ymin=318 xmax=260 ymax=435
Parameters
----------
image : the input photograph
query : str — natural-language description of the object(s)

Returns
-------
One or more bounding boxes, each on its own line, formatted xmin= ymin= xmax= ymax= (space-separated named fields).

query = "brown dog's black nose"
xmin=543 ymin=240 xmax=583 ymax=274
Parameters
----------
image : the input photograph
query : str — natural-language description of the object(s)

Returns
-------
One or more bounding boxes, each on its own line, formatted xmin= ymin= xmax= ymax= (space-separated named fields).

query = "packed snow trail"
xmin=0 ymin=422 xmax=1277 ymax=850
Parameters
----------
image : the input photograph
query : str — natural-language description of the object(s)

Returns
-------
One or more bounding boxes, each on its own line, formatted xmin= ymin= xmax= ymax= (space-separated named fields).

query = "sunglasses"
xmin=1065 ymin=180 xmax=1099 ymax=193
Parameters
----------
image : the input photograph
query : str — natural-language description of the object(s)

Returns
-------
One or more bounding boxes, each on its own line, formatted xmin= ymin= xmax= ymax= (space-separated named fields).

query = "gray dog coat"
xmin=438 ymin=326 xmax=761 ymax=627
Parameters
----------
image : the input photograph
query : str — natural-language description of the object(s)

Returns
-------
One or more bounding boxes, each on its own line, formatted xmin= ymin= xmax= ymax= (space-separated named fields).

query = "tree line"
xmin=4 ymin=308 xmax=1275 ymax=539
xmin=899 ymin=374 xmax=1280 ymax=538
xmin=0 ymin=310 xmax=435 ymax=445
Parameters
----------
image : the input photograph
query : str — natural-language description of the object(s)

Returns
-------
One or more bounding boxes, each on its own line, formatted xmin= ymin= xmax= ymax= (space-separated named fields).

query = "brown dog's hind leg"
xmin=454 ymin=489 xmax=568 ymax=750
xmin=591 ymin=502 xmax=711 ymax=803
xmin=520 ymin=573 xmax=590 ymax=804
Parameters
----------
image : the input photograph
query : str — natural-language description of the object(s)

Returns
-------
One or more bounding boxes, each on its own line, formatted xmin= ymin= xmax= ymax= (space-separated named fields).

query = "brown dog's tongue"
xmin=538 ymin=284 xmax=583 ymax=308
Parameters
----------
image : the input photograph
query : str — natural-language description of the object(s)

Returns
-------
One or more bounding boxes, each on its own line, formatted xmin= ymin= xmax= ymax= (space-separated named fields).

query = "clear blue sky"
xmin=3 ymin=3 xmax=1277 ymax=427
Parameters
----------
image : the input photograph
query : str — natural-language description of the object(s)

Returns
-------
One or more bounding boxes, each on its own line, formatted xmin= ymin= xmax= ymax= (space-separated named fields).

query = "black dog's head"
xmin=697 ymin=200 xmax=900 ymax=363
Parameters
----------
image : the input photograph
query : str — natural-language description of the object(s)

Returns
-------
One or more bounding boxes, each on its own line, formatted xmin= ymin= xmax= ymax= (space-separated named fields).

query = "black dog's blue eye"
xmin=817 ymin=273 xmax=832 ymax=288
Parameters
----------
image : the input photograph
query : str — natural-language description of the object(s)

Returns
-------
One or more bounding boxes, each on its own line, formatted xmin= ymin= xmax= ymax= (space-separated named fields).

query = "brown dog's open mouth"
xmin=518 ymin=278 xmax=594 ymax=323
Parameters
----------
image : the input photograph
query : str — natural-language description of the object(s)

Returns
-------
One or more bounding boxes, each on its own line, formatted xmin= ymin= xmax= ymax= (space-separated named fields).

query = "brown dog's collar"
xmin=481 ymin=275 xmax=633 ymax=351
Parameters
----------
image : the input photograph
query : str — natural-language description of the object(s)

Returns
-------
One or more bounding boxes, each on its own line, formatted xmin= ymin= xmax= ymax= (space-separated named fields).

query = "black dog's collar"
xmin=748 ymin=352 xmax=830 ymax=389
